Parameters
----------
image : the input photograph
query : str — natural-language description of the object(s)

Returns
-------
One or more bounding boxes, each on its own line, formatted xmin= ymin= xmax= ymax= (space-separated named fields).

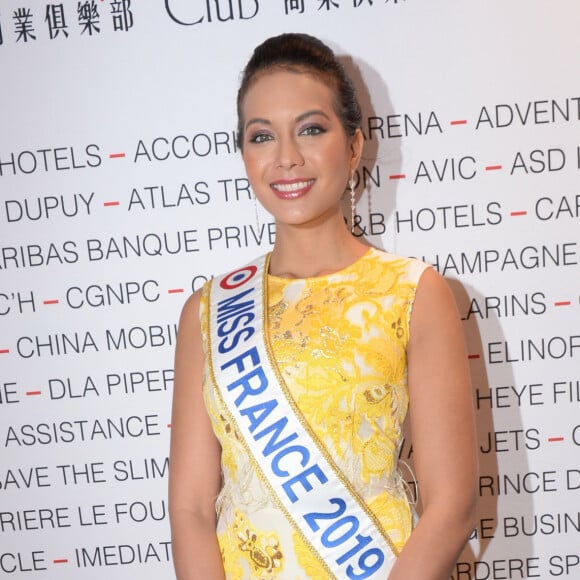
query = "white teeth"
xmin=272 ymin=180 xmax=313 ymax=192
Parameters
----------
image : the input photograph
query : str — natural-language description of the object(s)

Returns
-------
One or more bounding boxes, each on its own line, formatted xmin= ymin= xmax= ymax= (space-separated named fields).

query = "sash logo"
xmin=219 ymin=265 xmax=257 ymax=290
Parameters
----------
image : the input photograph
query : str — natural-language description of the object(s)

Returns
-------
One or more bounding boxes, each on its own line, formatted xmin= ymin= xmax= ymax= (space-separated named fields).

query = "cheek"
xmin=243 ymin=147 xmax=268 ymax=167
xmin=322 ymin=140 xmax=350 ymax=164
xmin=323 ymin=147 xmax=352 ymax=178
xmin=242 ymin=152 xmax=260 ymax=177
xmin=242 ymin=154 xmax=269 ymax=193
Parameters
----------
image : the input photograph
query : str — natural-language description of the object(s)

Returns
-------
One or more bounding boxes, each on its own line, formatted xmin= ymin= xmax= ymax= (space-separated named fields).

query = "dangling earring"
xmin=349 ymin=171 xmax=356 ymax=234
xmin=253 ymin=195 xmax=263 ymax=232
xmin=250 ymin=184 xmax=261 ymax=231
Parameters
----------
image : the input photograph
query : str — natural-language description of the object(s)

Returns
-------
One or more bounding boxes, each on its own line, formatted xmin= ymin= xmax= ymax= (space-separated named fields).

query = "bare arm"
xmin=389 ymin=268 xmax=478 ymax=580
xmin=169 ymin=290 xmax=226 ymax=579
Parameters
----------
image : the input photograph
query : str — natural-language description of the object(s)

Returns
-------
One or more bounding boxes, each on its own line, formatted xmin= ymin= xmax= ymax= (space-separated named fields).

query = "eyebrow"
xmin=244 ymin=109 xmax=331 ymax=131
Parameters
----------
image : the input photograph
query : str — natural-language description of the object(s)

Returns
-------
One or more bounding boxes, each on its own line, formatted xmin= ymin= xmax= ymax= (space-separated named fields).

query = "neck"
xmin=268 ymin=215 xmax=369 ymax=278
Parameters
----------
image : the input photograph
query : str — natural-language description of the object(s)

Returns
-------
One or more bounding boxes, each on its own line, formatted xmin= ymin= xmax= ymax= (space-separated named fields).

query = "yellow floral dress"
xmin=201 ymin=248 xmax=429 ymax=579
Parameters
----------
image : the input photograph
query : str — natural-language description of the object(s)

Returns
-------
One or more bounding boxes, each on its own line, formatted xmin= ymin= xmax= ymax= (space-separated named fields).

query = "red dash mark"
xmin=43 ymin=299 xmax=59 ymax=305
xmin=167 ymin=423 xmax=172 ymax=428
xmin=0 ymin=349 xmax=9 ymax=354
xmin=450 ymin=120 xmax=468 ymax=126
xmin=554 ymin=301 xmax=571 ymax=307
xmin=103 ymin=201 xmax=120 ymax=207
xmin=468 ymin=354 xmax=480 ymax=360
xmin=510 ymin=211 xmax=527 ymax=217
xmin=548 ymin=437 xmax=564 ymax=442
xmin=26 ymin=391 xmax=42 ymax=396
xmin=485 ymin=165 xmax=503 ymax=171
xmin=109 ymin=153 xmax=126 ymax=159
xmin=389 ymin=174 xmax=406 ymax=180
xmin=53 ymin=559 xmax=69 ymax=564
xmin=168 ymin=288 xmax=184 ymax=294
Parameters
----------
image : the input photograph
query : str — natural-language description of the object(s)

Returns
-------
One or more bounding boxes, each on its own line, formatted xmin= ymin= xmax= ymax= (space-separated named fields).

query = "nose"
xmin=276 ymin=135 xmax=304 ymax=169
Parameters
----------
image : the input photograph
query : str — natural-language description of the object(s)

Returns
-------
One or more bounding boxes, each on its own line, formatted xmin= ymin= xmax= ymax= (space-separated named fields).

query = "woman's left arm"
xmin=388 ymin=267 xmax=478 ymax=580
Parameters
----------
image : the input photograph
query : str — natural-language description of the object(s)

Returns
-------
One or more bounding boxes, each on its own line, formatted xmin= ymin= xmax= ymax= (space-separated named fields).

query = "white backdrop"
xmin=1 ymin=1 xmax=579 ymax=578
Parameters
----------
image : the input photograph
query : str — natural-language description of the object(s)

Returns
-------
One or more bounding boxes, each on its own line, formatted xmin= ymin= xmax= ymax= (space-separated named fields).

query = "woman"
xmin=169 ymin=33 xmax=478 ymax=579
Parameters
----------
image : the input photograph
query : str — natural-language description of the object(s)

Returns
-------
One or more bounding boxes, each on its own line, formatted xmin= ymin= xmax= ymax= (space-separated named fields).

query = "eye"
xmin=300 ymin=124 xmax=326 ymax=137
xmin=248 ymin=132 xmax=273 ymax=144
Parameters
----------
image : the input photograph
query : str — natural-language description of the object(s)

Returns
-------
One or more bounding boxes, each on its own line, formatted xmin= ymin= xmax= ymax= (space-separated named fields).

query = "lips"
xmin=270 ymin=179 xmax=315 ymax=199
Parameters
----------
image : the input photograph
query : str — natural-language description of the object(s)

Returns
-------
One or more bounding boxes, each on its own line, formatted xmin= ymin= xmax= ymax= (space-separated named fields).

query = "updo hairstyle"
xmin=236 ymin=33 xmax=362 ymax=149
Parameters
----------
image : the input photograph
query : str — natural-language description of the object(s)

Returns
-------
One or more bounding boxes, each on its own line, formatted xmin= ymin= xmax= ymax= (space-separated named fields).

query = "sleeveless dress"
xmin=200 ymin=247 xmax=429 ymax=579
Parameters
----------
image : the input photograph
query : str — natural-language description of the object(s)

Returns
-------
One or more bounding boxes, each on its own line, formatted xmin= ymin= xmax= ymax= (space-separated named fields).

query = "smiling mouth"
xmin=271 ymin=179 xmax=315 ymax=196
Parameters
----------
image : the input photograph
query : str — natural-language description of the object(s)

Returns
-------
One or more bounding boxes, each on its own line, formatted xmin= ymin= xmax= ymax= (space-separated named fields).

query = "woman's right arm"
xmin=169 ymin=290 xmax=226 ymax=579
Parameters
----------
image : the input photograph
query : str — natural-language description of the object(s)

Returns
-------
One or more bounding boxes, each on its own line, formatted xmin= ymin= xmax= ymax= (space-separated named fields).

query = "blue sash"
xmin=207 ymin=254 xmax=398 ymax=579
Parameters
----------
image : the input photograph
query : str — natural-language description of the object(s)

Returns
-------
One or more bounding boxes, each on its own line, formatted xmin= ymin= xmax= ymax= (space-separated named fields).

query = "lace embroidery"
xmin=202 ymin=249 xmax=429 ymax=574
xmin=219 ymin=510 xmax=285 ymax=579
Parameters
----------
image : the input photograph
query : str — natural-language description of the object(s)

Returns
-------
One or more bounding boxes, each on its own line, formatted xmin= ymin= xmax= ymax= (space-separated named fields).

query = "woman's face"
xmin=240 ymin=69 xmax=362 ymax=229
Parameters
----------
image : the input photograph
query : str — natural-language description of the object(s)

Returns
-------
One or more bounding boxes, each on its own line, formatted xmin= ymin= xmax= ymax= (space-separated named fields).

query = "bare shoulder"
xmin=410 ymin=266 xmax=461 ymax=339
xmin=179 ymin=287 xmax=204 ymax=325
xmin=175 ymin=286 xmax=206 ymax=345
xmin=173 ymin=286 xmax=207 ymax=391
xmin=414 ymin=265 xmax=455 ymax=305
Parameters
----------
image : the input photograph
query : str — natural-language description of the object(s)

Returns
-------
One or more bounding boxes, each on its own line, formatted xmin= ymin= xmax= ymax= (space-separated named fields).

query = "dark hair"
xmin=236 ymin=33 xmax=362 ymax=149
